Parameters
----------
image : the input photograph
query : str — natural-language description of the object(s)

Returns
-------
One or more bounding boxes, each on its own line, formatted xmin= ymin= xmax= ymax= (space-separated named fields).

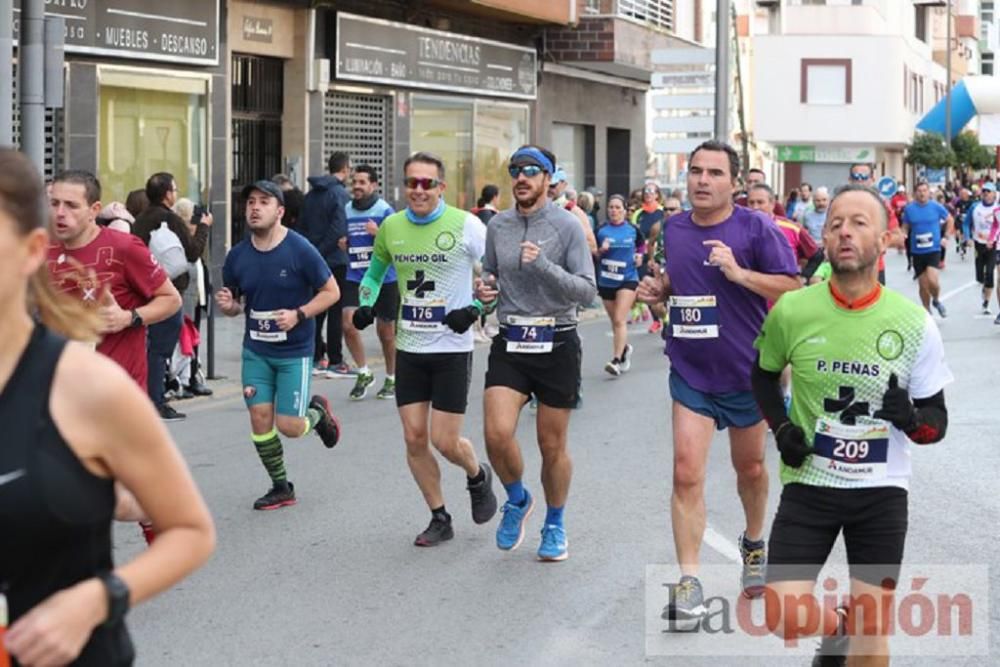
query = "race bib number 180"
xmin=668 ymin=295 xmax=719 ymax=339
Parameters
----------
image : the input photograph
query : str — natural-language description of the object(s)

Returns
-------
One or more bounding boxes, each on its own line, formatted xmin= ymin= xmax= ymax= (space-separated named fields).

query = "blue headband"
xmin=509 ymin=147 xmax=554 ymax=175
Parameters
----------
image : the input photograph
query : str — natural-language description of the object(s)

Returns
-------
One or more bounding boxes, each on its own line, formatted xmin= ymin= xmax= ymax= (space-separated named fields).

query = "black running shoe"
xmin=253 ymin=481 xmax=296 ymax=511
xmin=414 ymin=515 xmax=454 ymax=547
xmin=309 ymin=395 xmax=341 ymax=448
xmin=158 ymin=403 xmax=186 ymax=422
xmin=467 ymin=464 xmax=498 ymax=524
xmin=661 ymin=575 xmax=707 ymax=630
xmin=812 ymin=605 xmax=849 ymax=667
xmin=739 ymin=532 xmax=767 ymax=599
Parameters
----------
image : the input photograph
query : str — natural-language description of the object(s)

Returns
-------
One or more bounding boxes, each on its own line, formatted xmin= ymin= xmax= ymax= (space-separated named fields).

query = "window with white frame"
xmin=801 ymin=59 xmax=852 ymax=105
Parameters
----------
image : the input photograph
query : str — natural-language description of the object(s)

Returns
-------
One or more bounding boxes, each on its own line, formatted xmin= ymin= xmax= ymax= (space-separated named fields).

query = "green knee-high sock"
xmin=302 ymin=407 xmax=323 ymax=436
xmin=251 ymin=429 xmax=287 ymax=484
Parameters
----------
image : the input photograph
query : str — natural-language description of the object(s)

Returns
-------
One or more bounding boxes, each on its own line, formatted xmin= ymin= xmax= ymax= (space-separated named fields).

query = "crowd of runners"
xmin=3 ymin=132 xmax=985 ymax=666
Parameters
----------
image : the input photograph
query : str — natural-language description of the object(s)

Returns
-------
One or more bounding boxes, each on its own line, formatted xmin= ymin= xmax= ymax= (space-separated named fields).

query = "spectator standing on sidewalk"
xmin=300 ymin=151 xmax=355 ymax=378
xmin=133 ymin=173 xmax=213 ymax=421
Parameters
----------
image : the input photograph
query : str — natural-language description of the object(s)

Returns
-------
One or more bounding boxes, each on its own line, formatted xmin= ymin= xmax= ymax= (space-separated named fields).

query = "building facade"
xmin=750 ymin=0 xmax=983 ymax=195
xmin=304 ymin=0 xmax=572 ymax=213
xmin=542 ymin=0 xmax=681 ymax=198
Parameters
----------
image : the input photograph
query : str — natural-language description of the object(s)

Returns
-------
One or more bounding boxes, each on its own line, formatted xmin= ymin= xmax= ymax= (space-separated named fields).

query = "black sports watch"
xmin=129 ymin=309 xmax=143 ymax=328
xmin=98 ymin=572 xmax=130 ymax=627
xmin=295 ymin=307 xmax=308 ymax=324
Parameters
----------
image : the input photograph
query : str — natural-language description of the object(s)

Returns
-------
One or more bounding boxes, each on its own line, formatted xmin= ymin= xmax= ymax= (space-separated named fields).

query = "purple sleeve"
xmin=752 ymin=216 xmax=800 ymax=276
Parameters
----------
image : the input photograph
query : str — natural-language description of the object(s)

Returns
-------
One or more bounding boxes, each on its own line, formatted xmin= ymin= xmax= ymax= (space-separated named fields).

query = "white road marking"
xmin=939 ymin=280 xmax=977 ymax=302
xmin=703 ymin=524 xmax=742 ymax=564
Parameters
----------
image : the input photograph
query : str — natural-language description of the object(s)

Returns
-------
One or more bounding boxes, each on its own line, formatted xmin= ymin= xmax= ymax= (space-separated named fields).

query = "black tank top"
xmin=0 ymin=326 xmax=134 ymax=665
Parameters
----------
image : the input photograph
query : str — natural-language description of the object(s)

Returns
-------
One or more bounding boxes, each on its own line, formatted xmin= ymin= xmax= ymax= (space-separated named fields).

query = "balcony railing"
xmin=584 ymin=0 xmax=674 ymax=32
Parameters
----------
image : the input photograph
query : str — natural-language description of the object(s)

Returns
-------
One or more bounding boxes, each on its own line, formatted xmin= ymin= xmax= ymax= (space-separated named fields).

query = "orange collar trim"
xmin=828 ymin=281 xmax=882 ymax=311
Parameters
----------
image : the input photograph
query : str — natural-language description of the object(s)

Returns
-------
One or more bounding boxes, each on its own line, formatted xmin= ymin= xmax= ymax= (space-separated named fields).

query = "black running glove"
xmin=774 ymin=421 xmax=811 ymax=468
xmin=443 ymin=305 xmax=480 ymax=334
xmin=352 ymin=306 xmax=376 ymax=330
xmin=872 ymin=373 xmax=917 ymax=431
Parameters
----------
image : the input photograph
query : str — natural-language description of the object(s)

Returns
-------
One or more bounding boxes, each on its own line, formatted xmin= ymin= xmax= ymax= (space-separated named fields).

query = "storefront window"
xmin=474 ymin=103 xmax=529 ymax=211
xmin=551 ymin=122 xmax=589 ymax=190
xmin=411 ymin=95 xmax=528 ymax=211
xmin=411 ymin=96 xmax=474 ymax=209
xmin=98 ymin=71 xmax=208 ymax=205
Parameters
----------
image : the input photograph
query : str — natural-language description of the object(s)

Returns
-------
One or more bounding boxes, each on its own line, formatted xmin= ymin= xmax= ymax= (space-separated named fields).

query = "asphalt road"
xmin=118 ymin=250 xmax=998 ymax=666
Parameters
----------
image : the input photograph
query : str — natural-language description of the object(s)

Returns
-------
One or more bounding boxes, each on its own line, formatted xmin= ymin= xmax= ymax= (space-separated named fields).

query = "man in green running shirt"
xmin=752 ymin=184 xmax=952 ymax=666
xmin=353 ymin=152 xmax=498 ymax=547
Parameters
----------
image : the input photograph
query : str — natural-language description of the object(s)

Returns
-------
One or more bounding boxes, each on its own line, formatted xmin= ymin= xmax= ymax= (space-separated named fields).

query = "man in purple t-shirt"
xmin=638 ymin=140 xmax=799 ymax=625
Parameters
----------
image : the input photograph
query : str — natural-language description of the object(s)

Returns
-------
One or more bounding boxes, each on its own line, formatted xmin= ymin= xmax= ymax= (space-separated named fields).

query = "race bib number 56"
xmin=249 ymin=309 xmax=287 ymax=342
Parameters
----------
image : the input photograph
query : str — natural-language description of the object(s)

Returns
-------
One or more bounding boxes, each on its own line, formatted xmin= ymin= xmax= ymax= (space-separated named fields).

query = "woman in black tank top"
xmin=0 ymin=149 xmax=215 ymax=666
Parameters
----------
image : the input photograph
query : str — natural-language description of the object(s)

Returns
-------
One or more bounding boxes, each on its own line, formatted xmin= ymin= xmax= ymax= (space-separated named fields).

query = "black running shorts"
xmin=912 ymin=252 xmax=942 ymax=279
xmin=485 ymin=328 xmax=581 ymax=409
xmin=341 ymin=280 xmax=400 ymax=321
xmin=598 ymin=281 xmax=639 ymax=302
xmin=974 ymin=242 xmax=997 ymax=288
xmin=767 ymin=483 xmax=908 ymax=588
xmin=394 ymin=350 xmax=472 ymax=414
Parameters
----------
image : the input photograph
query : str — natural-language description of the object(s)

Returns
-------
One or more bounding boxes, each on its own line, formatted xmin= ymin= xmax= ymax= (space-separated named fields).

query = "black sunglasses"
xmin=508 ymin=165 xmax=545 ymax=179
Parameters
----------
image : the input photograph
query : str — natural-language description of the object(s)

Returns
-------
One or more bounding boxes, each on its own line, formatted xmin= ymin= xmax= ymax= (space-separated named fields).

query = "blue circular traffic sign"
xmin=877 ymin=177 xmax=898 ymax=198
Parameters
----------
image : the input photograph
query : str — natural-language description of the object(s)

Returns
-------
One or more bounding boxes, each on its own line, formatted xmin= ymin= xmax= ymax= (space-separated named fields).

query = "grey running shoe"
xmin=661 ymin=575 xmax=707 ymax=630
xmin=738 ymin=532 xmax=767 ymax=599
xmin=933 ymin=299 xmax=947 ymax=318
xmin=467 ymin=464 xmax=498 ymax=524
xmin=604 ymin=359 xmax=622 ymax=377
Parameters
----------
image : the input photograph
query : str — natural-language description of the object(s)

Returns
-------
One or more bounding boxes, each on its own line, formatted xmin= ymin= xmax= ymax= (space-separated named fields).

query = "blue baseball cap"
xmin=551 ymin=168 xmax=566 ymax=185
xmin=983 ymin=182 xmax=997 ymax=193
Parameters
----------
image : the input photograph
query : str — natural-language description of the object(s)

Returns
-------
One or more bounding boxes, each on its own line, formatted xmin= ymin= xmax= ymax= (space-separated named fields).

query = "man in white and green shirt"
xmin=752 ymin=185 xmax=952 ymax=665
xmin=354 ymin=152 xmax=497 ymax=547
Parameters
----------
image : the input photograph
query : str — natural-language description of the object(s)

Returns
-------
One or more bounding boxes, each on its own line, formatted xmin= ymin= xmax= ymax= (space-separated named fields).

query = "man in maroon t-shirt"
xmin=47 ymin=170 xmax=181 ymax=401
xmin=735 ymin=168 xmax=787 ymax=218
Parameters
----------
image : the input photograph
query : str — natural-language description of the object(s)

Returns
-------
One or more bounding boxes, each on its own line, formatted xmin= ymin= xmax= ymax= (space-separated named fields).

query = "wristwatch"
xmin=129 ymin=309 xmax=143 ymax=328
xmin=98 ymin=572 xmax=130 ymax=628
xmin=295 ymin=307 xmax=308 ymax=324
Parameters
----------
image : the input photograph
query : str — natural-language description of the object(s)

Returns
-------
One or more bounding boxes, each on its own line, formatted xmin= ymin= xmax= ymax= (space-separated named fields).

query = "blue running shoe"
xmin=537 ymin=524 xmax=568 ymax=561
xmin=496 ymin=490 xmax=534 ymax=551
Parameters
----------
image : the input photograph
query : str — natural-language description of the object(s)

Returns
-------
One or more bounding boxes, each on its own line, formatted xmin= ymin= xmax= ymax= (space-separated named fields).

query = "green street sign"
xmin=777 ymin=145 xmax=815 ymax=162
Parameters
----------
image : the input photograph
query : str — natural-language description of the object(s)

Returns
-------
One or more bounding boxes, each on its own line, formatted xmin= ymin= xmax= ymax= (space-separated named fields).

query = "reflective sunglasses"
xmin=849 ymin=172 xmax=870 ymax=182
xmin=664 ymin=206 xmax=681 ymax=213
xmin=404 ymin=177 xmax=441 ymax=190
xmin=508 ymin=164 xmax=545 ymax=179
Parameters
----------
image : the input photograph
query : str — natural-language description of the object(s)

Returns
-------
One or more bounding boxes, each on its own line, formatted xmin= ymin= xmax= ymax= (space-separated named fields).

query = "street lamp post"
xmin=945 ymin=0 xmax=952 ymax=145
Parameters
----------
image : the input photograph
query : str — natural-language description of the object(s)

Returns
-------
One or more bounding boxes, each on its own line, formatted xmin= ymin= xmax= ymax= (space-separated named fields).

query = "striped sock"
xmin=302 ymin=408 xmax=322 ymax=436
xmin=251 ymin=429 xmax=287 ymax=484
